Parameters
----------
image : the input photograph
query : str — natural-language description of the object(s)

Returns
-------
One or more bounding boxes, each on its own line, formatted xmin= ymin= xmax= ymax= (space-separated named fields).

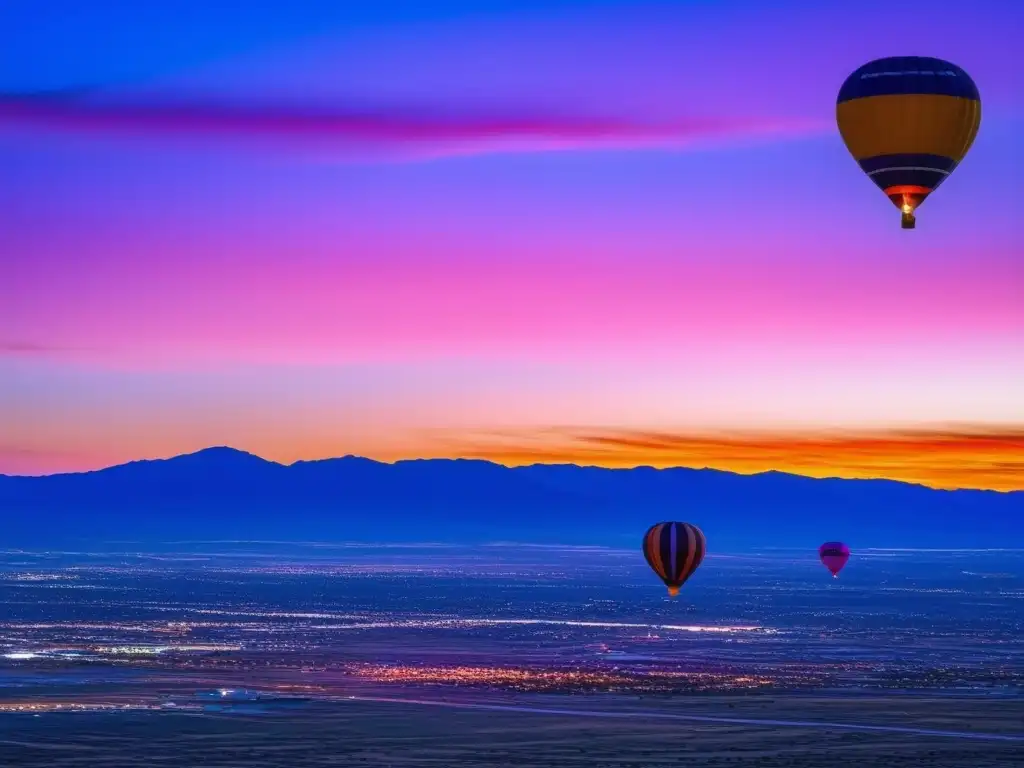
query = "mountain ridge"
xmin=1 ymin=446 xmax=1020 ymax=549
xmin=5 ymin=445 xmax=1015 ymax=496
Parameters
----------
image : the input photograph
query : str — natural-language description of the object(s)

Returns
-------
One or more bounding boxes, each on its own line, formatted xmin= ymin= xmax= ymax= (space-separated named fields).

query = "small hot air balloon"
xmin=836 ymin=56 xmax=981 ymax=229
xmin=819 ymin=542 xmax=850 ymax=578
xmin=642 ymin=522 xmax=706 ymax=597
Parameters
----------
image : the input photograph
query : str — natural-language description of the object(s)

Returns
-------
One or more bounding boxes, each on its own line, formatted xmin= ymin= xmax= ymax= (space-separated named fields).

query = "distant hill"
xmin=1 ymin=447 xmax=1020 ymax=549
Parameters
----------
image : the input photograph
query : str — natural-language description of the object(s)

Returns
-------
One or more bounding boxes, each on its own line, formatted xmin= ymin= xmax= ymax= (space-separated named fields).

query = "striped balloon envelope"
xmin=836 ymin=56 xmax=981 ymax=229
xmin=642 ymin=521 xmax=706 ymax=597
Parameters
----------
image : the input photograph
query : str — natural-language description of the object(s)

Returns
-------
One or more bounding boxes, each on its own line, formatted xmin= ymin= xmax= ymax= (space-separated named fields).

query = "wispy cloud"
xmin=0 ymin=90 xmax=825 ymax=159
xmin=1 ymin=341 xmax=73 ymax=354
xmin=438 ymin=424 xmax=1024 ymax=492
xmin=0 ymin=341 xmax=98 ymax=360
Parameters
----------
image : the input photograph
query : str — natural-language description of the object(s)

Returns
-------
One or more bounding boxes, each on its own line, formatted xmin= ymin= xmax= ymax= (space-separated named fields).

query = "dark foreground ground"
xmin=2 ymin=695 xmax=1022 ymax=767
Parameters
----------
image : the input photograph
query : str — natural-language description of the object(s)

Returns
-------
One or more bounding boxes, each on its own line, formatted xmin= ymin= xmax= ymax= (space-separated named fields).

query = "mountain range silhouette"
xmin=1 ymin=447 xmax=1020 ymax=549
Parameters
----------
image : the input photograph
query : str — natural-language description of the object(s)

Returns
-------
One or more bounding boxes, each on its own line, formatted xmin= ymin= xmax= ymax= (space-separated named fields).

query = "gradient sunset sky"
xmin=2 ymin=0 xmax=1022 ymax=489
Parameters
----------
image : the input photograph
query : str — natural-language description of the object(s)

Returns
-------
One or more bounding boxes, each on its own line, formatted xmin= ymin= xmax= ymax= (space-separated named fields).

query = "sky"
xmin=2 ymin=0 xmax=1022 ymax=489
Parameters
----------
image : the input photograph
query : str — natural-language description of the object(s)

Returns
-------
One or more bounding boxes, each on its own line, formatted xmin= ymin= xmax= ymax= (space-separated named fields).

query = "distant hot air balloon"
xmin=836 ymin=56 xmax=981 ymax=229
xmin=642 ymin=522 xmax=706 ymax=597
xmin=819 ymin=542 xmax=850 ymax=578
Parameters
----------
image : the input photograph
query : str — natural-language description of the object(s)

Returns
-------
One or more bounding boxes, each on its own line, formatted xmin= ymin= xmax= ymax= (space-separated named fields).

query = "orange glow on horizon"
xmin=7 ymin=424 xmax=1022 ymax=493
xmin=433 ymin=424 xmax=1024 ymax=492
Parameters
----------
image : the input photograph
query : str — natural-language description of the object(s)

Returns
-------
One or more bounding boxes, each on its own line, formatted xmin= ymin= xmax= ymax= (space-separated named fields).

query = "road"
xmin=341 ymin=693 xmax=1024 ymax=743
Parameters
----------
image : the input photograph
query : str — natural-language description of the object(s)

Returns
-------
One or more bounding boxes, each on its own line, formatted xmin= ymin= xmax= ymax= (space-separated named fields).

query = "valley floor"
xmin=2 ymin=693 xmax=1022 ymax=767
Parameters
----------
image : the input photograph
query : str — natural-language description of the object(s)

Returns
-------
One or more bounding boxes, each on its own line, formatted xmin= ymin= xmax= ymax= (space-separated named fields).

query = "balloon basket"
xmin=901 ymin=211 xmax=916 ymax=229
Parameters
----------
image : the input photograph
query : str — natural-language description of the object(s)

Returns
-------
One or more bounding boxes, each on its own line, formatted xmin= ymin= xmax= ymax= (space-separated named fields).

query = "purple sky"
xmin=1 ymin=0 xmax=1022 ymax=485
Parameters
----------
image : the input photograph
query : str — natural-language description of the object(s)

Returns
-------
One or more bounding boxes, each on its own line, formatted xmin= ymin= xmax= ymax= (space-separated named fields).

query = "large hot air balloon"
xmin=836 ymin=56 xmax=981 ymax=229
xmin=819 ymin=542 xmax=850 ymax=578
xmin=642 ymin=522 xmax=706 ymax=597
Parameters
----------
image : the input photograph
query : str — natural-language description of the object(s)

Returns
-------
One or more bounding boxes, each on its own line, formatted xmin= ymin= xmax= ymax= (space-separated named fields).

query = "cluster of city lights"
xmin=0 ymin=701 xmax=152 ymax=713
xmin=94 ymin=644 xmax=242 ymax=656
xmin=347 ymin=663 xmax=777 ymax=692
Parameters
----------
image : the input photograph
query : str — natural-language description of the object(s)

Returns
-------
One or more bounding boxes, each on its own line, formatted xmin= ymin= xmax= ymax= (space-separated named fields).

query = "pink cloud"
xmin=0 ymin=341 xmax=90 ymax=355
xmin=0 ymin=91 xmax=826 ymax=159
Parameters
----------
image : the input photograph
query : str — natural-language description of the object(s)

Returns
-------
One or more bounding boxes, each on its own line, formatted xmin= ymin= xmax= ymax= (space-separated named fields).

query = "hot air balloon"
xmin=642 ymin=522 xmax=706 ymax=597
xmin=819 ymin=541 xmax=850 ymax=578
xmin=836 ymin=56 xmax=981 ymax=229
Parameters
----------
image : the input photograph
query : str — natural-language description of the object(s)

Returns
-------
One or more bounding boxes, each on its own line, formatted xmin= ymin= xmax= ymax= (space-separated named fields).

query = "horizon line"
xmin=2 ymin=443 xmax=1020 ymax=495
